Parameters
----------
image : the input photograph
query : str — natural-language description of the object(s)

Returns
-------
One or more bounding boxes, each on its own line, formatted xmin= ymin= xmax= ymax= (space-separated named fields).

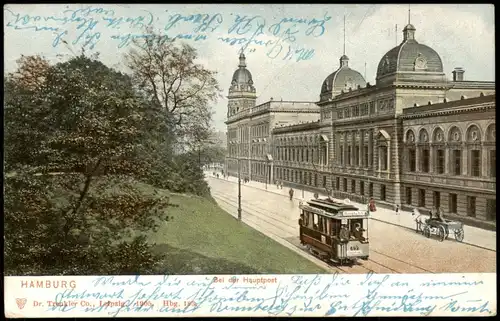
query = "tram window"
xmin=321 ymin=217 xmax=328 ymax=234
xmin=318 ymin=217 xmax=324 ymax=231
xmin=313 ymin=214 xmax=319 ymax=230
xmin=303 ymin=211 xmax=308 ymax=226
xmin=331 ymin=219 xmax=340 ymax=236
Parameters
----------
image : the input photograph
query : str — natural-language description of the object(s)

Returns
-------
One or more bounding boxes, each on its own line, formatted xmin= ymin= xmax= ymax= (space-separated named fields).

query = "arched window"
xmin=377 ymin=130 xmax=391 ymax=171
xmin=466 ymin=124 xmax=482 ymax=177
xmin=448 ymin=126 xmax=463 ymax=176
xmin=405 ymin=129 xmax=417 ymax=172
xmin=418 ymin=128 xmax=430 ymax=173
xmin=432 ymin=127 xmax=446 ymax=174
xmin=485 ymin=123 xmax=496 ymax=178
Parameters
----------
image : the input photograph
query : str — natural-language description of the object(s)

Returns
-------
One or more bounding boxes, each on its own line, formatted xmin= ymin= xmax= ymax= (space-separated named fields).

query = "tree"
xmin=4 ymin=54 xmax=170 ymax=275
xmin=124 ymin=34 xmax=221 ymax=147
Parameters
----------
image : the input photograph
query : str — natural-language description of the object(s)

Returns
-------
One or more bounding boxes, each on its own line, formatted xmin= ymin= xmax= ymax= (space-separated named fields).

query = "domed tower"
xmin=319 ymin=54 xmax=367 ymax=102
xmin=319 ymin=16 xmax=366 ymax=102
xmin=376 ymin=22 xmax=445 ymax=85
xmin=227 ymin=52 xmax=256 ymax=117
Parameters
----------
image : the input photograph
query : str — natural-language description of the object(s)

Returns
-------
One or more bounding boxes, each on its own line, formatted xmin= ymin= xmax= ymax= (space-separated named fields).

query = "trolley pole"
xmin=237 ymin=158 xmax=242 ymax=221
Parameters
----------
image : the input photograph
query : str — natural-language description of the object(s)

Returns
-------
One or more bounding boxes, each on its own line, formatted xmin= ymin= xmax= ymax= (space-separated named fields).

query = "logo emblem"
xmin=16 ymin=298 xmax=27 ymax=310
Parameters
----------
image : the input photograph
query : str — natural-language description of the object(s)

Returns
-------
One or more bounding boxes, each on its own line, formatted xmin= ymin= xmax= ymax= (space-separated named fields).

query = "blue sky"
xmin=4 ymin=4 xmax=495 ymax=132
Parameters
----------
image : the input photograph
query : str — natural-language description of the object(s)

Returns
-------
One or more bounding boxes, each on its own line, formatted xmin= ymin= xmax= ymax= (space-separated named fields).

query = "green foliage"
xmin=3 ymin=54 xmax=167 ymax=275
xmin=4 ymin=48 xmax=222 ymax=275
xmin=3 ymin=172 xmax=170 ymax=276
xmin=141 ymin=152 xmax=211 ymax=197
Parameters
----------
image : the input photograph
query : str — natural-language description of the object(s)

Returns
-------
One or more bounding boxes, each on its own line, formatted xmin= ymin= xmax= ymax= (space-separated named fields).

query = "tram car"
xmin=298 ymin=198 xmax=370 ymax=266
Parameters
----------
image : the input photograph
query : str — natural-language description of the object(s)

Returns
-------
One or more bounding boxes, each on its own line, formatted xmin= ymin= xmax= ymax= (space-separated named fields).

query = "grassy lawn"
xmin=140 ymin=187 xmax=326 ymax=274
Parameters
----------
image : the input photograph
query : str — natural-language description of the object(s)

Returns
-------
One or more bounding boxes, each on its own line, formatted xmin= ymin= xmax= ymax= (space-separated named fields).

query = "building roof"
xmin=402 ymin=93 xmax=495 ymax=118
xmin=320 ymin=55 xmax=366 ymax=101
xmin=229 ymin=53 xmax=255 ymax=93
xmin=376 ymin=24 xmax=443 ymax=81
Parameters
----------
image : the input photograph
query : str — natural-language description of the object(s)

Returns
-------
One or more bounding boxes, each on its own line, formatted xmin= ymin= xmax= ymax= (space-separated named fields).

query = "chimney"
xmin=452 ymin=67 xmax=465 ymax=82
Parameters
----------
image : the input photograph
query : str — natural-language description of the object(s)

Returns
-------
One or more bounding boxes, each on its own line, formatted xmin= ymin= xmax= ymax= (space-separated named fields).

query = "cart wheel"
xmin=454 ymin=228 xmax=465 ymax=242
xmin=438 ymin=226 xmax=446 ymax=242
xmin=423 ymin=226 xmax=431 ymax=238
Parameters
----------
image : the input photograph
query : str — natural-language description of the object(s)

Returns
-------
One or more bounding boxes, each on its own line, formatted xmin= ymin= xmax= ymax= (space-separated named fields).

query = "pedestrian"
xmin=289 ymin=188 xmax=294 ymax=201
xmin=395 ymin=204 xmax=400 ymax=215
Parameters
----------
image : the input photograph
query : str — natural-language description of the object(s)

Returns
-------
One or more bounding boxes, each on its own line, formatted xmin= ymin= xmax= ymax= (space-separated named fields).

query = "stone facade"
xmin=225 ymin=23 xmax=496 ymax=227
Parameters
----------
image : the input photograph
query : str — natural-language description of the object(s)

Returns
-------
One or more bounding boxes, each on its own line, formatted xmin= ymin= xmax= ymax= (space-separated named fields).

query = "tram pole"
xmin=237 ymin=158 xmax=242 ymax=221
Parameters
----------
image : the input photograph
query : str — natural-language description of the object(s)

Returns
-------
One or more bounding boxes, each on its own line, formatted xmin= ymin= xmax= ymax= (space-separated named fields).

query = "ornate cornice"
xmin=401 ymin=103 xmax=495 ymax=119
xmin=272 ymin=121 xmax=321 ymax=134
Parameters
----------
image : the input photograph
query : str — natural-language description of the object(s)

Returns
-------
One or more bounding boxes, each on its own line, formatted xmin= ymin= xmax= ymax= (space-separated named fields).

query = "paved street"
xmin=206 ymin=173 xmax=496 ymax=274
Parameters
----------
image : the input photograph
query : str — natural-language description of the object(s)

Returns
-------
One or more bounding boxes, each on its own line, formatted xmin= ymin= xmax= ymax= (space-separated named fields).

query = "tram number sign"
xmin=347 ymin=245 xmax=362 ymax=256
xmin=342 ymin=211 xmax=366 ymax=216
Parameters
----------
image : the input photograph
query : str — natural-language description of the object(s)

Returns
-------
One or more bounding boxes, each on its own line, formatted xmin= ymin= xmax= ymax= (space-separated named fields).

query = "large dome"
xmin=376 ymin=24 xmax=443 ymax=81
xmin=232 ymin=68 xmax=253 ymax=86
xmin=320 ymin=55 xmax=366 ymax=101
xmin=229 ymin=53 xmax=255 ymax=92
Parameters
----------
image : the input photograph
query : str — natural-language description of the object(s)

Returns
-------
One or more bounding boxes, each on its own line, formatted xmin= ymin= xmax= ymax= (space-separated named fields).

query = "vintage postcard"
xmin=3 ymin=3 xmax=496 ymax=318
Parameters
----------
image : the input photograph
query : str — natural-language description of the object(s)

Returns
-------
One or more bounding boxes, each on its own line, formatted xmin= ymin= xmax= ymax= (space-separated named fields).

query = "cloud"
xmin=4 ymin=4 xmax=494 ymax=132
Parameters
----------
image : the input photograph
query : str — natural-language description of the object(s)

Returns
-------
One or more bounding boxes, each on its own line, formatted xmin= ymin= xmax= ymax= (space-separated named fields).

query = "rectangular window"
xmin=433 ymin=191 xmax=441 ymax=209
xmin=363 ymin=146 xmax=369 ymax=167
xmin=453 ymin=150 xmax=462 ymax=175
xmin=369 ymin=101 xmax=375 ymax=114
xmin=406 ymin=187 xmax=412 ymax=205
xmin=336 ymin=177 xmax=340 ymax=190
xmin=486 ymin=199 xmax=496 ymax=221
xmin=354 ymin=146 xmax=359 ymax=167
xmin=347 ymin=146 xmax=352 ymax=166
xmin=343 ymin=178 xmax=347 ymax=192
xmin=339 ymin=146 xmax=344 ymax=165
xmin=421 ymin=149 xmax=430 ymax=173
xmin=409 ymin=149 xmax=416 ymax=172
xmin=380 ymin=146 xmax=388 ymax=170
xmin=323 ymin=176 xmax=327 ymax=187
xmin=360 ymin=182 xmax=365 ymax=196
xmin=419 ymin=189 xmax=426 ymax=207
xmin=353 ymin=105 xmax=359 ymax=117
xmin=471 ymin=150 xmax=481 ymax=177
xmin=351 ymin=180 xmax=356 ymax=194
xmin=448 ymin=193 xmax=457 ymax=214
xmin=490 ymin=150 xmax=496 ymax=177
xmin=467 ymin=196 xmax=476 ymax=217
xmin=345 ymin=108 xmax=351 ymax=118
xmin=436 ymin=149 xmax=445 ymax=174
xmin=369 ymin=183 xmax=374 ymax=197
xmin=380 ymin=185 xmax=386 ymax=201
xmin=337 ymin=110 xmax=344 ymax=119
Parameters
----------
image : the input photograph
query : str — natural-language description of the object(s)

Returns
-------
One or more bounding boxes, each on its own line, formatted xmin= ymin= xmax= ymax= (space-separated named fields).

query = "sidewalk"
xmin=208 ymin=172 xmax=496 ymax=252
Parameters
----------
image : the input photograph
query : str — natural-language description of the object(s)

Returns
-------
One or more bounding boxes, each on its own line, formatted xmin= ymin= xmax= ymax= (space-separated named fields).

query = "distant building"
xmin=209 ymin=131 xmax=227 ymax=149
xmin=225 ymin=22 xmax=495 ymax=227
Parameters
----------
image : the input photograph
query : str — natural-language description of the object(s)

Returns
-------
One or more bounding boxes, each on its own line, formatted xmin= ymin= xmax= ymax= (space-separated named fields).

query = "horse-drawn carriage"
xmin=415 ymin=214 xmax=465 ymax=242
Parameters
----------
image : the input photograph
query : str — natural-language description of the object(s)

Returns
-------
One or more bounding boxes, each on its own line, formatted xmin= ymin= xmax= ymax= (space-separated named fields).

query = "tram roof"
xmin=308 ymin=198 xmax=358 ymax=210
xmin=300 ymin=198 xmax=368 ymax=219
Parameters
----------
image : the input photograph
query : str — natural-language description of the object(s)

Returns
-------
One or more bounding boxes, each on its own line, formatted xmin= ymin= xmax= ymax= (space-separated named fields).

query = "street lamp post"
xmin=237 ymin=158 xmax=242 ymax=221
xmin=265 ymin=160 xmax=268 ymax=190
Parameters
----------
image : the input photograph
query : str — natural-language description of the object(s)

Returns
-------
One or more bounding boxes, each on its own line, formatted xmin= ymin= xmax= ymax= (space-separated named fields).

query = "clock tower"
xmin=227 ymin=52 xmax=257 ymax=117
